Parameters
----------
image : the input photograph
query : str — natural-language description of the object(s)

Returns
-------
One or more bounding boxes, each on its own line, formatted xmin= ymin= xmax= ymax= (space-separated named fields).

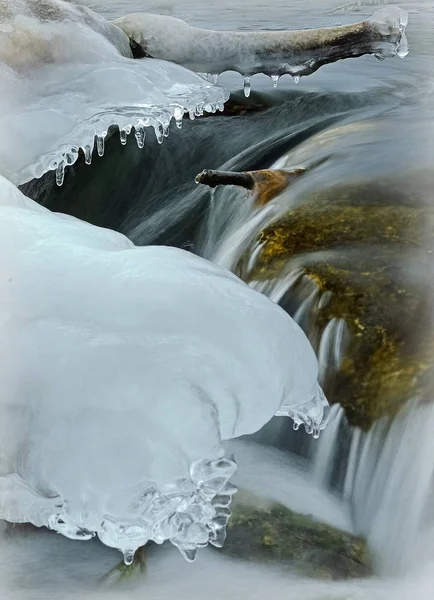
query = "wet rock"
xmin=251 ymin=203 xmax=426 ymax=279
xmin=243 ymin=179 xmax=434 ymax=428
xmin=219 ymin=497 xmax=371 ymax=580
xmin=302 ymin=251 xmax=432 ymax=429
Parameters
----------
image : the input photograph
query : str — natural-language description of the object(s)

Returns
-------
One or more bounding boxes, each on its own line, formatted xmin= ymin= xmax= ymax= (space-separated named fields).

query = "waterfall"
xmin=310 ymin=400 xmax=434 ymax=576
xmin=311 ymin=404 xmax=345 ymax=488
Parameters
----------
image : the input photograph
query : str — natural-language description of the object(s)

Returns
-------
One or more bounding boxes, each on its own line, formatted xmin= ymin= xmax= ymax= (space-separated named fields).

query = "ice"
xmin=0 ymin=176 xmax=328 ymax=562
xmin=0 ymin=2 xmax=406 ymax=185
xmin=271 ymin=74 xmax=279 ymax=88
xmin=368 ymin=7 xmax=409 ymax=60
xmin=114 ymin=7 xmax=409 ymax=82
xmin=0 ymin=0 xmax=228 ymax=185
xmin=243 ymin=76 xmax=251 ymax=98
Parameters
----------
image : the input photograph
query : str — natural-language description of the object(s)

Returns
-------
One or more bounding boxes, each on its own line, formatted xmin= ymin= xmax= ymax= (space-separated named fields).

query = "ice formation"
xmin=0 ymin=0 xmax=228 ymax=185
xmin=0 ymin=1 xmax=409 ymax=184
xmin=114 ymin=6 xmax=409 ymax=94
xmin=0 ymin=176 xmax=328 ymax=563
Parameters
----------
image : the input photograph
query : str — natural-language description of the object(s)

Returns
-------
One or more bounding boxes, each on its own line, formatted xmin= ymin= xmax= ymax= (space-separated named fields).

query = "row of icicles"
xmin=51 ymin=72 xmax=300 ymax=186
xmin=201 ymin=72 xmax=301 ymax=97
xmin=50 ymin=98 xmax=227 ymax=186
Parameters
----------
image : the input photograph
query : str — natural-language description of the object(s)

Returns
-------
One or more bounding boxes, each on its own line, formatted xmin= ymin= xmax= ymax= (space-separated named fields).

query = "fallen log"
xmin=114 ymin=7 xmax=408 ymax=88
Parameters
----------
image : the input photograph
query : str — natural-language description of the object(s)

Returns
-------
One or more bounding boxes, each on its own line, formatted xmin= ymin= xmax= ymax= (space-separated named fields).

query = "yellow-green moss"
xmin=241 ymin=180 xmax=434 ymax=428
xmin=303 ymin=258 xmax=432 ymax=428
xmin=251 ymin=204 xmax=427 ymax=282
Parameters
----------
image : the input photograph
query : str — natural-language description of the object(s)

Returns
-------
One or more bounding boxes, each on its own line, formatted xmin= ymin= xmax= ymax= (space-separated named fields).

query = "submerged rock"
xmin=219 ymin=497 xmax=371 ymax=580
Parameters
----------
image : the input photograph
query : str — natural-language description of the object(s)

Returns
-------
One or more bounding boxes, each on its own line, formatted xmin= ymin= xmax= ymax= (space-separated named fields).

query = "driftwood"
xmin=114 ymin=8 xmax=408 ymax=80
xmin=195 ymin=168 xmax=306 ymax=205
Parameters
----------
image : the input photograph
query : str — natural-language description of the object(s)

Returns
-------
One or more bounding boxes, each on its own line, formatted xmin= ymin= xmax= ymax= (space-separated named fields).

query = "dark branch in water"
xmin=196 ymin=168 xmax=306 ymax=205
xmin=196 ymin=170 xmax=255 ymax=190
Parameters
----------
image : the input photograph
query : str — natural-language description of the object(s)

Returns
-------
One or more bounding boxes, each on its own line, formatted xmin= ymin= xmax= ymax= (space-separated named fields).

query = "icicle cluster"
xmin=0 ymin=1 xmax=229 ymax=186
xmin=48 ymin=91 xmax=227 ymax=187
xmin=43 ymin=457 xmax=238 ymax=565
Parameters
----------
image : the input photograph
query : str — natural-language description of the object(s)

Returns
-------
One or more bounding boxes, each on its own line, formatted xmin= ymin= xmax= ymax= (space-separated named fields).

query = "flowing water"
xmin=3 ymin=0 xmax=434 ymax=598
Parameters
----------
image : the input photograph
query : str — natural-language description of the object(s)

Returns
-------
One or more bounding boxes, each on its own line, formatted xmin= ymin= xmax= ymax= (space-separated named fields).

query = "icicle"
xmin=271 ymin=75 xmax=279 ymax=88
xmin=243 ymin=77 xmax=251 ymax=98
xmin=65 ymin=148 xmax=78 ymax=166
xmin=55 ymin=160 xmax=65 ymax=187
xmin=83 ymin=140 xmax=94 ymax=165
xmin=134 ymin=126 xmax=145 ymax=149
xmin=162 ymin=121 xmax=170 ymax=138
xmin=293 ymin=75 xmax=300 ymax=84
xmin=397 ymin=33 xmax=409 ymax=58
xmin=123 ymin=550 xmax=135 ymax=566
xmin=96 ymin=134 xmax=105 ymax=157
xmin=155 ymin=122 xmax=164 ymax=144
xmin=173 ymin=106 xmax=184 ymax=129
xmin=119 ymin=128 xmax=128 ymax=146
xmin=211 ymin=74 xmax=219 ymax=85
xmin=180 ymin=547 xmax=197 ymax=562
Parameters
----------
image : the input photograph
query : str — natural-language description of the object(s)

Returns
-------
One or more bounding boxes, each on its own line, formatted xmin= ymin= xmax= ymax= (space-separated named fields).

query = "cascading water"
xmin=310 ymin=400 xmax=434 ymax=576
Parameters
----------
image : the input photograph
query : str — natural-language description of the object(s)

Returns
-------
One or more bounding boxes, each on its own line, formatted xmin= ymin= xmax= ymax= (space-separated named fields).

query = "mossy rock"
xmin=240 ymin=178 xmax=434 ymax=428
xmin=303 ymin=251 xmax=433 ymax=428
xmin=248 ymin=203 xmax=429 ymax=282
xmin=218 ymin=499 xmax=370 ymax=580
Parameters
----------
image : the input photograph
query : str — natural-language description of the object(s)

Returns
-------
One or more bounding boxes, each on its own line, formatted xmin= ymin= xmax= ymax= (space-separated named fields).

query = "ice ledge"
xmin=0 ymin=456 xmax=237 ymax=565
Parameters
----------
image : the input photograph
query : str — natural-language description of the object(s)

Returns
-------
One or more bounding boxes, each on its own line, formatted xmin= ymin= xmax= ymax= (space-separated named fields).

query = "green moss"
xmin=219 ymin=501 xmax=371 ymax=580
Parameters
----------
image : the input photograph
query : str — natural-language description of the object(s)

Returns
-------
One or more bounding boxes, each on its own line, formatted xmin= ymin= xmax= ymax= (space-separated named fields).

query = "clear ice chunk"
xmin=0 ymin=176 xmax=328 ymax=562
xmin=271 ymin=75 xmax=279 ymax=88
xmin=243 ymin=77 xmax=251 ymax=98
